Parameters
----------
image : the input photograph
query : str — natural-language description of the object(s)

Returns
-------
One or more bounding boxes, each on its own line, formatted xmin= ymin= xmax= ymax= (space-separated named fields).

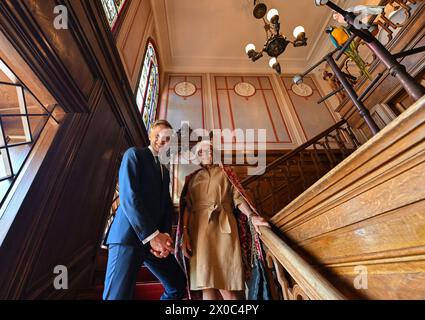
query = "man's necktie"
xmin=154 ymin=156 xmax=163 ymax=181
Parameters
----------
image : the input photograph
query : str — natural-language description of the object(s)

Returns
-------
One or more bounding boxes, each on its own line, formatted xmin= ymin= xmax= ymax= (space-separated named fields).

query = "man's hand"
xmin=150 ymin=233 xmax=174 ymax=259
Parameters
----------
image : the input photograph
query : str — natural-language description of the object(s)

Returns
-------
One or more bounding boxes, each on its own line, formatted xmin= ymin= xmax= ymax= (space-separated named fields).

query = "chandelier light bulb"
xmin=245 ymin=43 xmax=256 ymax=54
xmin=293 ymin=26 xmax=305 ymax=38
xmin=315 ymin=0 xmax=329 ymax=6
xmin=269 ymin=57 xmax=277 ymax=68
xmin=266 ymin=9 xmax=279 ymax=22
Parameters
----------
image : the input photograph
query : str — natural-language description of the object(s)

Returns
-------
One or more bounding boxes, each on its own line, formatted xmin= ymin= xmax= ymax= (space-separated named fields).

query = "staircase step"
xmin=135 ymin=283 xmax=164 ymax=300
xmin=78 ymin=281 xmax=164 ymax=300
xmin=77 ymin=285 xmax=104 ymax=300
xmin=84 ymin=249 xmax=164 ymax=300
xmin=137 ymin=267 xmax=158 ymax=283
xmin=94 ymin=266 xmax=158 ymax=286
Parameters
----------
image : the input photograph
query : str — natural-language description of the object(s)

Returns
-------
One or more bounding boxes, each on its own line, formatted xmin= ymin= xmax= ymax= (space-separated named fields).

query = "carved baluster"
xmin=257 ymin=171 xmax=275 ymax=216
xmin=265 ymin=250 xmax=283 ymax=300
xmin=253 ymin=179 xmax=264 ymax=213
xmin=241 ymin=121 xmax=365 ymax=219
xmin=327 ymin=130 xmax=348 ymax=161
xmin=269 ymin=170 xmax=278 ymax=214
xmin=342 ymin=125 xmax=361 ymax=149
xmin=312 ymin=143 xmax=322 ymax=178
xmin=274 ymin=164 xmax=288 ymax=210
xmin=282 ymin=161 xmax=292 ymax=202
xmin=291 ymin=285 xmax=310 ymax=300
xmin=265 ymin=249 xmax=310 ymax=300
xmin=325 ymin=135 xmax=338 ymax=166
xmin=334 ymin=129 xmax=348 ymax=159
xmin=318 ymin=140 xmax=335 ymax=168
xmin=297 ymin=152 xmax=308 ymax=191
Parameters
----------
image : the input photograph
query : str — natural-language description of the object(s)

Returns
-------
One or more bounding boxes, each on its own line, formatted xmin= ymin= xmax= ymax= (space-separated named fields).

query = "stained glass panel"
xmin=101 ymin=0 xmax=126 ymax=27
xmin=136 ymin=42 xmax=159 ymax=132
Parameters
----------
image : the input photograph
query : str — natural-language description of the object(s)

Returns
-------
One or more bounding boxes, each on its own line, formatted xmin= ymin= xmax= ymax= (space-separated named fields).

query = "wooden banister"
xmin=264 ymin=96 xmax=425 ymax=299
xmin=241 ymin=120 xmax=360 ymax=218
xmin=261 ymin=227 xmax=345 ymax=300
xmin=242 ymin=120 xmax=351 ymax=185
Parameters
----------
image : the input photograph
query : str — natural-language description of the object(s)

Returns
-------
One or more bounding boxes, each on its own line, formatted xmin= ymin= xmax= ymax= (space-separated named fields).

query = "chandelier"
xmin=245 ymin=1 xmax=308 ymax=74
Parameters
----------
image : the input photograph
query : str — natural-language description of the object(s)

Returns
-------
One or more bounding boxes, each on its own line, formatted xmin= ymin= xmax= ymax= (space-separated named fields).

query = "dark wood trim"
xmin=25 ymin=243 xmax=95 ymax=299
xmin=0 ymin=0 xmax=150 ymax=298
xmin=112 ymin=0 xmax=132 ymax=40
xmin=0 ymin=1 xmax=89 ymax=113
xmin=0 ymin=113 xmax=88 ymax=298
xmin=67 ymin=0 xmax=149 ymax=146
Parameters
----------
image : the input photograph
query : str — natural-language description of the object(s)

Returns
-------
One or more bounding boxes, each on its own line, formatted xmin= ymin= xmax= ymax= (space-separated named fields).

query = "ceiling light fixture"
xmin=245 ymin=1 xmax=308 ymax=74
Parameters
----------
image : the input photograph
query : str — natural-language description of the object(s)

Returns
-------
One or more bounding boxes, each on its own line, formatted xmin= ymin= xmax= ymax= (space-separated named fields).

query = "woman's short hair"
xmin=194 ymin=140 xmax=220 ymax=166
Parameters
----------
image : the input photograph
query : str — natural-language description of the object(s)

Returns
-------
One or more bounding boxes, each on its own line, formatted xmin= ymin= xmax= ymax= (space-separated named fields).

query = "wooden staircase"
xmin=257 ymin=97 xmax=425 ymax=300
xmin=242 ymin=120 xmax=360 ymax=218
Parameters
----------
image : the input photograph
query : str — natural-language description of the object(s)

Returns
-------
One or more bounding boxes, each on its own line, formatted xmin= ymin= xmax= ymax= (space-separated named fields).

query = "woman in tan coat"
xmin=176 ymin=141 xmax=269 ymax=300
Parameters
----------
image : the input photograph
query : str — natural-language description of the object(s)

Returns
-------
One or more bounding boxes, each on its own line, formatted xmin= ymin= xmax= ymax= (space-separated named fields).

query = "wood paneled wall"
xmin=280 ymin=76 xmax=337 ymax=140
xmin=270 ymin=97 xmax=425 ymax=299
xmin=115 ymin=0 xmax=161 ymax=92
xmin=159 ymin=73 xmax=338 ymax=150
xmin=214 ymin=75 xmax=292 ymax=144
xmin=0 ymin=0 xmax=147 ymax=299
xmin=162 ymin=74 xmax=205 ymax=130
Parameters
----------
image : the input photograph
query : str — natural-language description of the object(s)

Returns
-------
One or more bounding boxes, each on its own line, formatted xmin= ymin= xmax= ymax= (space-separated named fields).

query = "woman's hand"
xmin=250 ymin=215 xmax=270 ymax=235
xmin=182 ymin=232 xmax=192 ymax=259
xmin=238 ymin=202 xmax=270 ymax=235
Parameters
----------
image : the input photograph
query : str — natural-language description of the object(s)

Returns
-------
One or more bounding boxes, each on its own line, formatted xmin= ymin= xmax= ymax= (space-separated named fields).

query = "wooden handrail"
xmin=242 ymin=120 xmax=348 ymax=185
xmin=260 ymin=227 xmax=345 ymax=300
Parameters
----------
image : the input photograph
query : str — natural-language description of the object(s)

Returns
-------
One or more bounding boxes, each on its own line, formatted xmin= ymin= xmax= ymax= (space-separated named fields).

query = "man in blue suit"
xmin=103 ymin=120 xmax=186 ymax=300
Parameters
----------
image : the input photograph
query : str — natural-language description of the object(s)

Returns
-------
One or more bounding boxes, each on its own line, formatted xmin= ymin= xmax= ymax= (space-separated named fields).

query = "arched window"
xmin=136 ymin=41 xmax=159 ymax=132
xmin=101 ymin=0 xmax=127 ymax=27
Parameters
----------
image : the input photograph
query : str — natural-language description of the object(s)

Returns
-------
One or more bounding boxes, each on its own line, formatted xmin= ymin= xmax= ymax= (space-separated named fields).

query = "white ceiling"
xmin=152 ymin=0 xmax=360 ymax=74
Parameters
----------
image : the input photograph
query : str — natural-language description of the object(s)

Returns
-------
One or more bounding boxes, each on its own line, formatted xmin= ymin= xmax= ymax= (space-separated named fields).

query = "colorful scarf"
xmin=174 ymin=164 xmax=270 ymax=300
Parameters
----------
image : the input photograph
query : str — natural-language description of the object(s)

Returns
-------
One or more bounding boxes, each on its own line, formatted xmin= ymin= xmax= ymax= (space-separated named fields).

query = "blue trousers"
xmin=103 ymin=244 xmax=187 ymax=300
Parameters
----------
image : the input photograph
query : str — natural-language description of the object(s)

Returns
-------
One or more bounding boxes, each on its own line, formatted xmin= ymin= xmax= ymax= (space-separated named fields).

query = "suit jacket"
xmin=105 ymin=147 xmax=174 ymax=247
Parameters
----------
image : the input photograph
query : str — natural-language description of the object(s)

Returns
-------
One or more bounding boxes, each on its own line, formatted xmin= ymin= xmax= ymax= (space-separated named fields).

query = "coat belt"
xmin=191 ymin=201 xmax=232 ymax=234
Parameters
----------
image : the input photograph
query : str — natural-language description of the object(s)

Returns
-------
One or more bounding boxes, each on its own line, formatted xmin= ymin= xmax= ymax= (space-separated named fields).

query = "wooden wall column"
xmin=0 ymin=0 xmax=147 ymax=299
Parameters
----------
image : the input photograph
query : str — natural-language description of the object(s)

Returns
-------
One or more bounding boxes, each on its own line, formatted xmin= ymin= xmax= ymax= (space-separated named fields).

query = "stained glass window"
xmin=101 ymin=0 xmax=127 ymax=27
xmin=136 ymin=42 xmax=159 ymax=132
